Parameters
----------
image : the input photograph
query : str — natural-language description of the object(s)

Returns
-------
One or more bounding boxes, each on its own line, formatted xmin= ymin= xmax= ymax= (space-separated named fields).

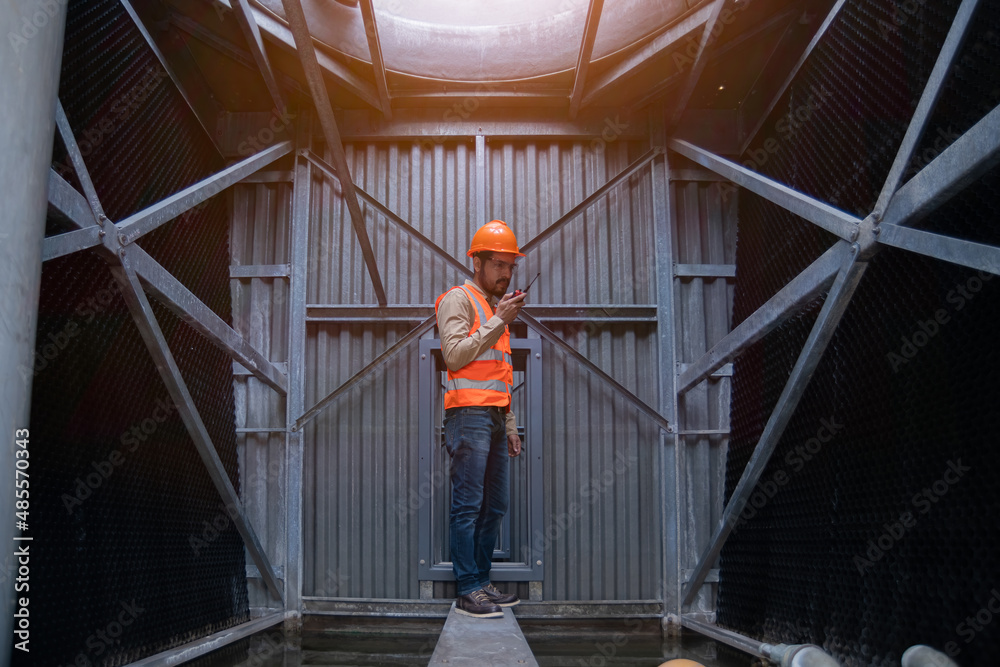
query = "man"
xmin=434 ymin=219 xmax=527 ymax=618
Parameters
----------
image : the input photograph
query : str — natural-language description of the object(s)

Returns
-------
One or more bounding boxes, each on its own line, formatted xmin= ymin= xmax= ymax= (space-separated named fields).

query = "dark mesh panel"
xmin=719 ymin=1 xmax=1000 ymax=665
xmin=21 ymin=0 xmax=248 ymax=664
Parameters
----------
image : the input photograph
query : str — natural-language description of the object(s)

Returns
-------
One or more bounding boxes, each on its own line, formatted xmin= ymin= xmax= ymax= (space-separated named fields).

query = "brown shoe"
xmin=482 ymin=583 xmax=520 ymax=607
xmin=455 ymin=590 xmax=503 ymax=618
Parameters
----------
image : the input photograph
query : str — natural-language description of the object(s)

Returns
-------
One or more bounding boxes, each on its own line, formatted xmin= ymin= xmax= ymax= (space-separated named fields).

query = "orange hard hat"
xmin=467 ymin=219 xmax=524 ymax=257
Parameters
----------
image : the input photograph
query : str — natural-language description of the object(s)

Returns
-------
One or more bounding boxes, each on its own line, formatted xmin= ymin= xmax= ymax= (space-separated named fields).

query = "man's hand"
xmin=507 ymin=433 xmax=522 ymax=458
xmin=495 ymin=291 xmax=526 ymax=325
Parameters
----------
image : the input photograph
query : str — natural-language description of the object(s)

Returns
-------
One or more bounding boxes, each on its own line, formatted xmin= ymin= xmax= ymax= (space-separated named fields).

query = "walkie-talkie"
xmin=512 ymin=272 xmax=540 ymax=297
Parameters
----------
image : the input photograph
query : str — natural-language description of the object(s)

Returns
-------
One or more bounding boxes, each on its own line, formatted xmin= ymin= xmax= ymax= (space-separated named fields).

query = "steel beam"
xmin=129 ymin=247 xmax=288 ymax=395
xmin=124 ymin=612 xmax=283 ymax=667
xmin=675 ymin=264 xmax=737 ymax=279
xmin=667 ymin=0 xmax=726 ymax=130
xmin=294 ymin=314 xmax=438 ymax=432
xmin=678 ymin=242 xmax=844 ymax=394
xmin=873 ymin=0 xmax=981 ymax=218
xmin=881 ymin=102 xmax=1000 ymax=229
xmin=230 ymin=264 xmax=291 ymax=279
xmin=568 ymin=0 xmax=604 ymax=119
xmin=281 ymin=0 xmax=387 ymax=306
xmin=209 ymin=0 xmax=381 ymax=109
xmin=335 ymin=108 xmax=647 ymax=141
xmin=43 ymin=226 xmax=104 ymax=262
xmin=168 ymin=13 xmax=309 ymax=99
xmin=48 ymin=169 xmax=100 ymax=231
xmin=55 ymin=100 xmax=106 ymax=226
xmin=582 ymin=3 xmax=713 ymax=109
xmin=117 ymin=140 xmax=292 ymax=245
xmin=739 ymin=0 xmax=848 ymax=155
xmin=476 ymin=134 xmax=487 ymax=223
xmin=517 ymin=311 xmax=672 ymax=434
xmin=520 ymin=147 xmax=660 ymax=255
xmin=233 ymin=0 xmax=286 ymax=113
xmin=359 ymin=0 xmax=392 ymax=119
xmin=682 ymin=246 xmax=868 ymax=605
xmin=877 ymin=225 xmax=1000 ymax=277
xmin=669 ymin=138 xmax=862 ymax=241
xmin=630 ymin=6 xmax=797 ymax=115
xmin=305 ymin=303 xmax=658 ymax=323
xmin=112 ymin=254 xmax=283 ymax=603
xmin=46 ymin=173 xmax=288 ymax=396
xmin=650 ymin=116 xmax=681 ymax=616
xmin=285 ymin=117 xmax=312 ymax=620
xmin=304 ymin=151 xmax=470 ymax=277
xmin=119 ymin=0 xmax=224 ymax=158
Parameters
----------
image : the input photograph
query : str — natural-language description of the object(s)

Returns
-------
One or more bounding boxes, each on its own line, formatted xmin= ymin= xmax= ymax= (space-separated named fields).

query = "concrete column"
xmin=0 ymin=0 xmax=67 ymax=661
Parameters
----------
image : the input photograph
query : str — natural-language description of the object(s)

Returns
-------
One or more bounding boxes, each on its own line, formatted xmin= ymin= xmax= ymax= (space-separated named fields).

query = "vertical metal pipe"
xmin=475 ymin=135 xmax=486 ymax=225
xmin=1 ymin=0 xmax=67 ymax=660
xmin=650 ymin=106 xmax=680 ymax=618
xmin=285 ymin=113 xmax=312 ymax=629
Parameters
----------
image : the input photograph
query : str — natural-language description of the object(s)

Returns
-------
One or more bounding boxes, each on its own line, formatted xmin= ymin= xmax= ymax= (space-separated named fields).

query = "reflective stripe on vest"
xmin=461 ymin=285 xmax=489 ymax=329
xmin=446 ymin=378 xmax=509 ymax=393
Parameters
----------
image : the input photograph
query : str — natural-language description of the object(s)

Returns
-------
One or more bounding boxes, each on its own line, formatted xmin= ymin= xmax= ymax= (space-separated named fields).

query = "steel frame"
xmin=209 ymin=0 xmax=380 ymax=109
xmin=677 ymin=1 xmax=998 ymax=608
xmin=284 ymin=114 xmax=312 ymax=620
xmin=168 ymin=13 xmax=310 ymax=100
xmin=46 ymin=100 xmax=287 ymax=604
xmin=738 ymin=0 xmax=848 ymax=155
xmin=650 ymin=112 xmax=682 ymax=615
xmin=667 ymin=0 xmax=726 ymax=131
xmin=233 ymin=0 xmax=286 ymax=114
xmin=568 ymin=0 xmax=604 ymax=119
xmin=581 ymin=3 xmax=715 ymax=109
xmin=669 ymin=137 xmax=862 ymax=241
xmin=359 ymin=0 xmax=391 ymax=118
xmin=124 ymin=612 xmax=283 ymax=667
xmin=119 ymin=0 xmax=224 ymax=158
xmin=281 ymin=0 xmax=387 ymax=306
xmin=630 ymin=6 xmax=799 ymax=116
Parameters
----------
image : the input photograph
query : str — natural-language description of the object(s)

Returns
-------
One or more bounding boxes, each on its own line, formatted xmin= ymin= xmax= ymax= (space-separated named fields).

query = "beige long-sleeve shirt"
xmin=436 ymin=280 xmax=517 ymax=436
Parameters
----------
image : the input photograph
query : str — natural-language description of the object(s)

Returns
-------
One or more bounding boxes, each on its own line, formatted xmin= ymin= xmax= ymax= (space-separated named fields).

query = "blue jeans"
xmin=443 ymin=406 xmax=509 ymax=596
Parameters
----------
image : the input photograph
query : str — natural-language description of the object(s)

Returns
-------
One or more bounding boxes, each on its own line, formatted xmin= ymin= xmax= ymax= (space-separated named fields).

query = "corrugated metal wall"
xmin=229 ymin=124 xmax=736 ymax=606
xmin=230 ymin=179 xmax=293 ymax=611
xmin=670 ymin=175 xmax=737 ymax=612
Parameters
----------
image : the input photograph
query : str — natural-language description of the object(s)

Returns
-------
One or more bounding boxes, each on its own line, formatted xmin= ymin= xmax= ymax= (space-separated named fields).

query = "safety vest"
xmin=434 ymin=285 xmax=513 ymax=410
